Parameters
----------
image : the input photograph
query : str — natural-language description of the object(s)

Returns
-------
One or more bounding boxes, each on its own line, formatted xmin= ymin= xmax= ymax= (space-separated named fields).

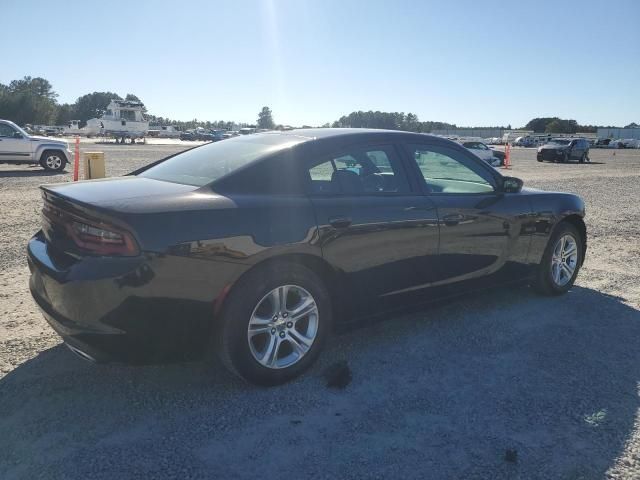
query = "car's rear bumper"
xmin=27 ymin=231 xmax=218 ymax=364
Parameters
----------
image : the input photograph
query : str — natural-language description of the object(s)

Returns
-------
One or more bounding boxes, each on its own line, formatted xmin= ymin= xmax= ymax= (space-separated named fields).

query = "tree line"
xmin=0 ymin=76 xmax=249 ymax=130
xmin=523 ymin=117 xmax=638 ymax=134
xmin=1 ymin=76 xmax=635 ymax=133
xmin=328 ymin=111 xmax=460 ymax=132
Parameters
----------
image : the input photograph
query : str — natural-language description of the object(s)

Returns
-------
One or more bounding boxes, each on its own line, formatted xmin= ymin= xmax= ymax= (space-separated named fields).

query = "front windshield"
xmin=551 ymin=139 xmax=570 ymax=145
xmin=139 ymin=134 xmax=305 ymax=186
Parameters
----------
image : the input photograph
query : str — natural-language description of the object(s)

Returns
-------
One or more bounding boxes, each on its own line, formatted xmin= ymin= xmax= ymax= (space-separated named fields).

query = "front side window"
xmin=308 ymin=146 xmax=409 ymax=195
xmin=409 ymin=145 xmax=494 ymax=194
xmin=0 ymin=123 xmax=17 ymax=137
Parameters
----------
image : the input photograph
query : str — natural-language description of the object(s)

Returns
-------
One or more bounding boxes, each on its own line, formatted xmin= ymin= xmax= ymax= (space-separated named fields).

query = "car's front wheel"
xmin=532 ymin=222 xmax=583 ymax=295
xmin=40 ymin=150 xmax=67 ymax=172
xmin=215 ymin=262 xmax=332 ymax=386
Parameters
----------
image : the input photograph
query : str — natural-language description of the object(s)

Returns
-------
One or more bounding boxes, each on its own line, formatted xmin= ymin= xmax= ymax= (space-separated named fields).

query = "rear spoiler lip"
xmin=39 ymin=186 xmax=141 ymax=243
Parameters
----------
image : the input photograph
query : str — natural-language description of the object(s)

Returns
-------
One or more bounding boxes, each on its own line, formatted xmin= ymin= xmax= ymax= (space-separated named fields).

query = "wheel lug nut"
xmin=283 ymin=312 xmax=288 ymax=318
xmin=286 ymin=322 xmax=293 ymax=328
xmin=279 ymin=332 xmax=285 ymax=338
xmin=270 ymin=328 xmax=276 ymax=335
xmin=273 ymin=315 xmax=278 ymax=321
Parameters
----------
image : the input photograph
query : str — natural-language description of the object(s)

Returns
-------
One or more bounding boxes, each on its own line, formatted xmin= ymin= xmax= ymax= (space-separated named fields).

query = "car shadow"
xmin=0 ymin=168 xmax=67 ymax=177
xmin=1 ymin=285 xmax=639 ymax=478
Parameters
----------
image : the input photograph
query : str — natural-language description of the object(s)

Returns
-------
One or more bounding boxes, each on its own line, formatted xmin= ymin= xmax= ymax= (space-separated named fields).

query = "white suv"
xmin=0 ymin=119 xmax=72 ymax=171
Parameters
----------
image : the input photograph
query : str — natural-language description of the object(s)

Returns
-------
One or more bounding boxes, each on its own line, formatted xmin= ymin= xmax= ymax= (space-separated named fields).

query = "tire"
xmin=40 ymin=150 xmax=67 ymax=172
xmin=579 ymin=153 xmax=586 ymax=164
xmin=537 ymin=157 xmax=543 ymax=162
xmin=532 ymin=222 xmax=583 ymax=296
xmin=214 ymin=262 xmax=332 ymax=386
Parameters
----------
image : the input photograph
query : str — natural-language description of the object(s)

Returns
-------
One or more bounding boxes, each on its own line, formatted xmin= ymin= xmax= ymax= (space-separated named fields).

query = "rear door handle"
xmin=442 ymin=213 xmax=465 ymax=226
xmin=329 ymin=216 xmax=352 ymax=229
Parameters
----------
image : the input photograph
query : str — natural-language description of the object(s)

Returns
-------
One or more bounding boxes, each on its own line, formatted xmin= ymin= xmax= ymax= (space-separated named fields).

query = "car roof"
xmin=244 ymin=127 xmax=446 ymax=145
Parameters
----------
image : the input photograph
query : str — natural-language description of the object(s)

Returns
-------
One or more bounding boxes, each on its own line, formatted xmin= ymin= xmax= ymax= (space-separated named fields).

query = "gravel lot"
xmin=1 ymin=141 xmax=639 ymax=479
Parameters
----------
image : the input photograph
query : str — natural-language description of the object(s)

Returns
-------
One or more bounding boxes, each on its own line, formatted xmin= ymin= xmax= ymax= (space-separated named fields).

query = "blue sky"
xmin=2 ymin=0 xmax=638 ymax=127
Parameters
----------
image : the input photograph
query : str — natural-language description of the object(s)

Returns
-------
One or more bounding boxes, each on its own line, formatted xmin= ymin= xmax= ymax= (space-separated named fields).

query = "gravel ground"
xmin=1 ymin=143 xmax=639 ymax=479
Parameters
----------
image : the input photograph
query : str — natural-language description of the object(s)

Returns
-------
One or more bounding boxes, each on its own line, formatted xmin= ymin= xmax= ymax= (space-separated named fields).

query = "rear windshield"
xmin=139 ymin=134 xmax=305 ymax=186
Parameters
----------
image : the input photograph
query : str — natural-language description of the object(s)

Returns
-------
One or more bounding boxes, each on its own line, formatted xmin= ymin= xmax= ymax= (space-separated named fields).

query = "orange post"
xmin=502 ymin=143 xmax=511 ymax=169
xmin=73 ymin=136 xmax=80 ymax=181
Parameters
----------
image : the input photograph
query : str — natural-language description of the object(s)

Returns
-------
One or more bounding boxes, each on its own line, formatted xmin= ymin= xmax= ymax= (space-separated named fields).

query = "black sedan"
xmin=28 ymin=129 xmax=587 ymax=385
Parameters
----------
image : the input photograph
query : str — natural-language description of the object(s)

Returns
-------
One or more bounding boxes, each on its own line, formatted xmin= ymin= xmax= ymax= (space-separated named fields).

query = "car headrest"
xmin=331 ymin=169 xmax=362 ymax=194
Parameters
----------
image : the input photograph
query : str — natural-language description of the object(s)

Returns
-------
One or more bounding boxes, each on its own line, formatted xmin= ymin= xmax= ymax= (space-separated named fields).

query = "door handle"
xmin=442 ymin=213 xmax=465 ymax=226
xmin=405 ymin=205 xmax=436 ymax=212
xmin=329 ymin=216 xmax=352 ymax=229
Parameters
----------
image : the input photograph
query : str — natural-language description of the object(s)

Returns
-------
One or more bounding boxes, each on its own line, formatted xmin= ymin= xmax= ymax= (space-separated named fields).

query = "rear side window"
xmin=139 ymin=134 xmax=306 ymax=186
xmin=308 ymin=145 xmax=409 ymax=195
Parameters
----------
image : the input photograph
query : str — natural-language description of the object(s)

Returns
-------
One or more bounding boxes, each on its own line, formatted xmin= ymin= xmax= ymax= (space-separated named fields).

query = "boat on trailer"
xmin=85 ymin=99 xmax=149 ymax=143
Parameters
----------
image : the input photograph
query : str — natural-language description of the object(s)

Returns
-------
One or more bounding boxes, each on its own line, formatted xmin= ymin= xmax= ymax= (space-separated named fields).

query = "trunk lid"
xmin=39 ymin=176 xmax=236 ymax=257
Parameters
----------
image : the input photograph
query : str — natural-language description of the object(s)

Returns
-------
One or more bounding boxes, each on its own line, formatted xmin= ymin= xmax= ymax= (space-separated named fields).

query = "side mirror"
xmin=13 ymin=132 xmax=23 ymax=139
xmin=502 ymin=176 xmax=523 ymax=193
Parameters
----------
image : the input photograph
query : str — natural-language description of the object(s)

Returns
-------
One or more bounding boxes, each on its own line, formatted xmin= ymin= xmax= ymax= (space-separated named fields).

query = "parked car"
xmin=179 ymin=131 xmax=196 ymax=141
xmin=180 ymin=130 xmax=216 ymax=141
xmin=537 ymin=138 xmax=590 ymax=163
xmin=513 ymin=136 xmax=536 ymax=147
xmin=0 ymin=119 xmax=72 ymax=171
xmin=621 ymin=139 xmax=640 ymax=149
xmin=461 ymin=141 xmax=503 ymax=166
xmin=211 ymin=130 xmax=226 ymax=142
xmin=593 ymin=138 xmax=611 ymax=148
xmin=28 ymin=129 xmax=586 ymax=385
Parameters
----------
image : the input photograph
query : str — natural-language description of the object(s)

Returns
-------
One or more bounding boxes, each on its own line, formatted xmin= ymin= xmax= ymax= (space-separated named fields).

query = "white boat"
xmin=85 ymin=99 xmax=149 ymax=142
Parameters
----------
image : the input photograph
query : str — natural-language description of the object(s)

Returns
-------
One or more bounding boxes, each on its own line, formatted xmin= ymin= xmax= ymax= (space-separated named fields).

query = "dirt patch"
xmin=1 ymin=145 xmax=639 ymax=479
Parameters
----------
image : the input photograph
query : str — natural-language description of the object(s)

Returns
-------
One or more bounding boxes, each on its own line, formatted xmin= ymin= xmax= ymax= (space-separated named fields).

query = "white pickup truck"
xmin=0 ymin=119 xmax=72 ymax=171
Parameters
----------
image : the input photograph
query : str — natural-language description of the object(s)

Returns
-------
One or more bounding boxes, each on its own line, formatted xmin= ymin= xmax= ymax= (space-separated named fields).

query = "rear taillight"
xmin=42 ymin=202 xmax=139 ymax=256
xmin=70 ymin=220 xmax=139 ymax=256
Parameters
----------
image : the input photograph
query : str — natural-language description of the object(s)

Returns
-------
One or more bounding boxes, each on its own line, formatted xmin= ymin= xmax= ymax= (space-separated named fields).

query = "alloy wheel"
xmin=247 ymin=285 xmax=319 ymax=369
xmin=551 ymin=234 xmax=578 ymax=287
xmin=45 ymin=155 xmax=63 ymax=170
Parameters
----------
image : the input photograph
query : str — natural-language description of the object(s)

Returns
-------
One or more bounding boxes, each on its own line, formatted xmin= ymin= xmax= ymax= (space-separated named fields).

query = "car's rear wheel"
xmin=40 ymin=150 xmax=66 ymax=172
xmin=215 ymin=262 xmax=331 ymax=386
xmin=579 ymin=153 xmax=586 ymax=163
xmin=532 ymin=222 xmax=583 ymax=295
